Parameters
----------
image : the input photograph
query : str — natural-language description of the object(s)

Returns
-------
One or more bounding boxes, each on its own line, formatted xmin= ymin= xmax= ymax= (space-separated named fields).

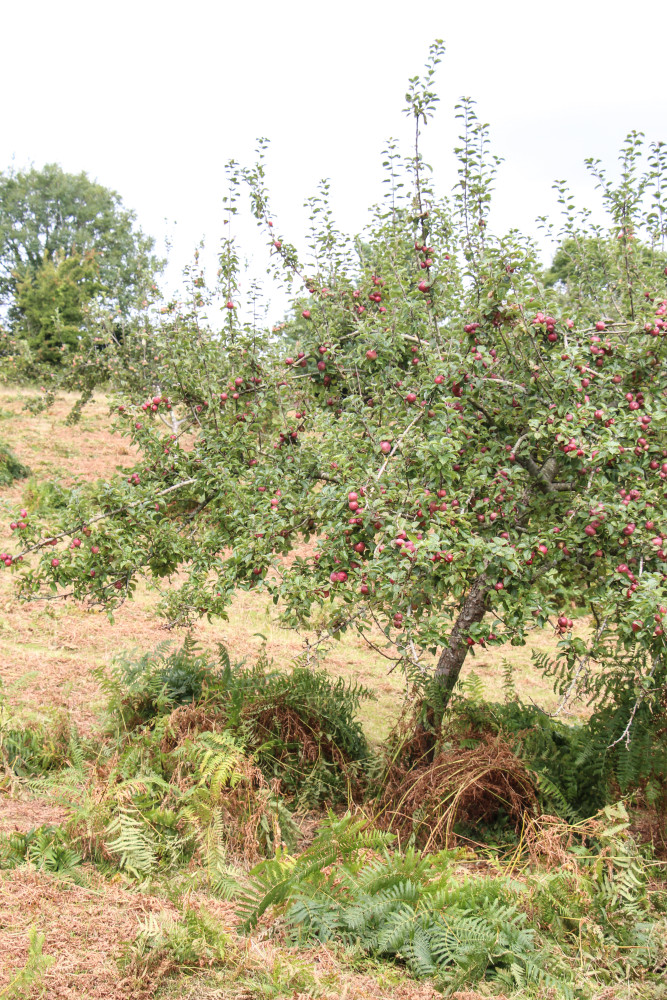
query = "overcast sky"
xmin=3 ymin=0 xmax=665 ymax=321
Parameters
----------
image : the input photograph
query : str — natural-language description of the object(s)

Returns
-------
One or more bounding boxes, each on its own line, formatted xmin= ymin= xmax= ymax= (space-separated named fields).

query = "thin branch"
xmin=16 ymin=479 xmax=197 ymax=558
xmin=607 ymin=656 xmax=659 ymax=750
xmin=373 ymin=409 xmax=426 ymax=482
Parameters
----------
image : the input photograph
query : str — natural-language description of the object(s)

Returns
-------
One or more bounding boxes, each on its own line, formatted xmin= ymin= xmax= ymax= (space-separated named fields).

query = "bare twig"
xmin=607 ymin=656 xmax=659 ymax=750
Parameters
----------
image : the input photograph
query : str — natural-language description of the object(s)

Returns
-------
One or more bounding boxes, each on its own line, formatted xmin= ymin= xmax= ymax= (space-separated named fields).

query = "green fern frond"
xmin=105 ymin=808 xmax=157 ymax=877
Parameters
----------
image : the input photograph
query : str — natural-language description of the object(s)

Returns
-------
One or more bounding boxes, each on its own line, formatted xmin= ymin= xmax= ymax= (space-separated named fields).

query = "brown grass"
xmin=0 ymin=795 xmax=69 ymax=834
xmin=375 ymin=731 xmax=537 ymax=849
xmin=0 ymin=867 xmax=179 ymax=998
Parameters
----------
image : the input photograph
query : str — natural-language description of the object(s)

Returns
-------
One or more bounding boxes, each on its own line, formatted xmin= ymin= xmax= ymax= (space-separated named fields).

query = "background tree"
xmin=13 ymin=249 xmax=102 ymax=365
xmin=0 ymin=163 xmax=162 ymax=328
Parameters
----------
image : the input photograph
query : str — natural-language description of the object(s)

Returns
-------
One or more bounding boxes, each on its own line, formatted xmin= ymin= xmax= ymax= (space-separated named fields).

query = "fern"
xmin=0 ymin=825 xmax=85 ymax=884
xmin=94 ymin=634 xmax=227 ymax=730
xmin=0 ymin=692 xmax=84 ymax=779
xmin=26 ymin=828 xmax=84 ymax=884
xmin=0 ymin=928 xmax=54 ymax=999
xmin=125 ymin=905 xmax=230 ymax=978
xmin=231 ymin=809 xmax=663 ymax=997
xmin=187 ymin=730 xmax=247 ymax=798
xmin=444 ymin=696 xmax=610 ymax=818
xmin=95 ymin=638 xmax=374 ymax=808
xmin=105 ymin=808 xmax=158 ymax=877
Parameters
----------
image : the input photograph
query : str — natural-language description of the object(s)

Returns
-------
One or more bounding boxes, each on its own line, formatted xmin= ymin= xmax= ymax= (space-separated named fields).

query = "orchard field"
xmin=0 ymin=390 xmax=665 ymax=1000
xmin=2 ymin=42 xmax=667 ymax=1000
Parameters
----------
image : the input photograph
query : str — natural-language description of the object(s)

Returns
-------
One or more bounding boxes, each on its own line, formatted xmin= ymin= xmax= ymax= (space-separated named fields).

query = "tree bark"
xmin=433 ymin=574 xmax=489 ymax=710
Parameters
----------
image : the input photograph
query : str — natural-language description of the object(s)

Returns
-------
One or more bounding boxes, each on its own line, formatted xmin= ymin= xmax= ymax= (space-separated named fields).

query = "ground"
xmin=0 ymin=386 xmax=629 ymax=999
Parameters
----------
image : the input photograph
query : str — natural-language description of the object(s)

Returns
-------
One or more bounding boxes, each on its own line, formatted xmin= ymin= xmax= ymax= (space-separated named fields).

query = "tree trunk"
xmin=433 ymin=574 xmax=489 ymax=711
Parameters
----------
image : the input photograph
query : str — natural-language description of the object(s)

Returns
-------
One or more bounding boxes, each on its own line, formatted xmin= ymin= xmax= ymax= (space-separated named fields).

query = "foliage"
xmin=13 ymin=477 xmax=69 ymax=516
xmin=234 ymin=810 xmax=666 ymax=997
xmin=536 ymin=641 xmax=667 ymax=814
xmin=0 ymin=824 xmax=84 ymax=883
xmin=402 ymin=665 xmax=667 ymax=826
xmin=3 ymin=46 xmax=665 ymax=762
xmin=373 ymin=726 xmax=537 ymax=848
xmin=440 ymin=695 xmax=609 ymax=819
xmin=240 ymin=656 xmax=374 ymax=807
xmin=0 ymin=162 xmax=161 ymax=321
xmin=94 ymin=634 xmax=233 ymax=730
xmin=61 ymin=664 xmax=300 ymax=872
xmin=13 ymin=250 xmax=102 ymax=365
xmin=96 ymin=637 xmax=374 ymax=807
xmin=0 ymin=439 xmax=29 ymax=486
xmin=121 ymin=905 xmax=231 ymax=988
xmin=0 ymin=692 xmax=82 ymax=778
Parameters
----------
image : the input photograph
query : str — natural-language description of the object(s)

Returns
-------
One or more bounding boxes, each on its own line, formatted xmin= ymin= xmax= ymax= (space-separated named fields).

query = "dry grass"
xmin=375 ymin=731 xmax=537 ymax=849
xmin=0 ymin=864 xmax=456 ymax=1000
xmin=0 ymin=867 xmax=179 ymax=998
xmin=163 ymin=946 xmax=450 ymax=1000
xmin=0 ymin=795 xmax=69 ymax=835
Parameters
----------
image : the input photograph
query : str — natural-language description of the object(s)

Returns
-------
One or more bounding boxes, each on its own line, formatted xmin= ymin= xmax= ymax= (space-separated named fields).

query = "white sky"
xmin=2 ymin=0 xmax=665 ymax=322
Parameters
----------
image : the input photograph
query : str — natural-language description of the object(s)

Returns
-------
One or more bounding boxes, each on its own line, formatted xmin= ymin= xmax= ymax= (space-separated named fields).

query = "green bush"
xmin=437 ymin=663 xmax=666 ymax=825
xmin=94 ymin=634 xmax=232 ymax=729
xmin=0 ymin=824 xmax=84 ymax=883
xmin=0 ymin=694 xmax=82 ymax=777
xmin=0 ymin=438 xmax=29 ymax=486
xmin=443 ymin=696 xmax=609 ymax=820
xmin=120 ymin=905 xmax=231 ymax=991
xmin=96 ymin=638 xmax=374 ymax=808
xmin=18 ymin=477 xmax=70 ymax=515
xmin=239 ymin=658 xmax=374 ymax=808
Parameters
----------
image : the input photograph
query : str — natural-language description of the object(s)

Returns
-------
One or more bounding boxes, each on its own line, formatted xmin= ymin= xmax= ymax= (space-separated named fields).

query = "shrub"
xmin=66 ymin=686 xmax=299 ymax=873
xmin=442 ymin=696 xmax=610 ymax=820
xmin=121 ymin=906 xmax=231 ymax=990
xmin=0 ymin=693 xmax=82 ymax=777
xmin=96 ymin=638 xmax=375 ymax=808
xmin=240 ymin=661 xmax=374 ymax=808
xmin=0 ymin=438 xmax=29 ymax=486
xmin=0 ymin=824 xmax=84 ymax=883
xmin=94 ymin=634 xmax=233 ymax=730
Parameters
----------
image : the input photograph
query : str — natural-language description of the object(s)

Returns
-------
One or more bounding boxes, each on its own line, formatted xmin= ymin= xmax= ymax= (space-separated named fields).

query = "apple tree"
xmin=5 ymin=44 xmax=667 ymax=736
